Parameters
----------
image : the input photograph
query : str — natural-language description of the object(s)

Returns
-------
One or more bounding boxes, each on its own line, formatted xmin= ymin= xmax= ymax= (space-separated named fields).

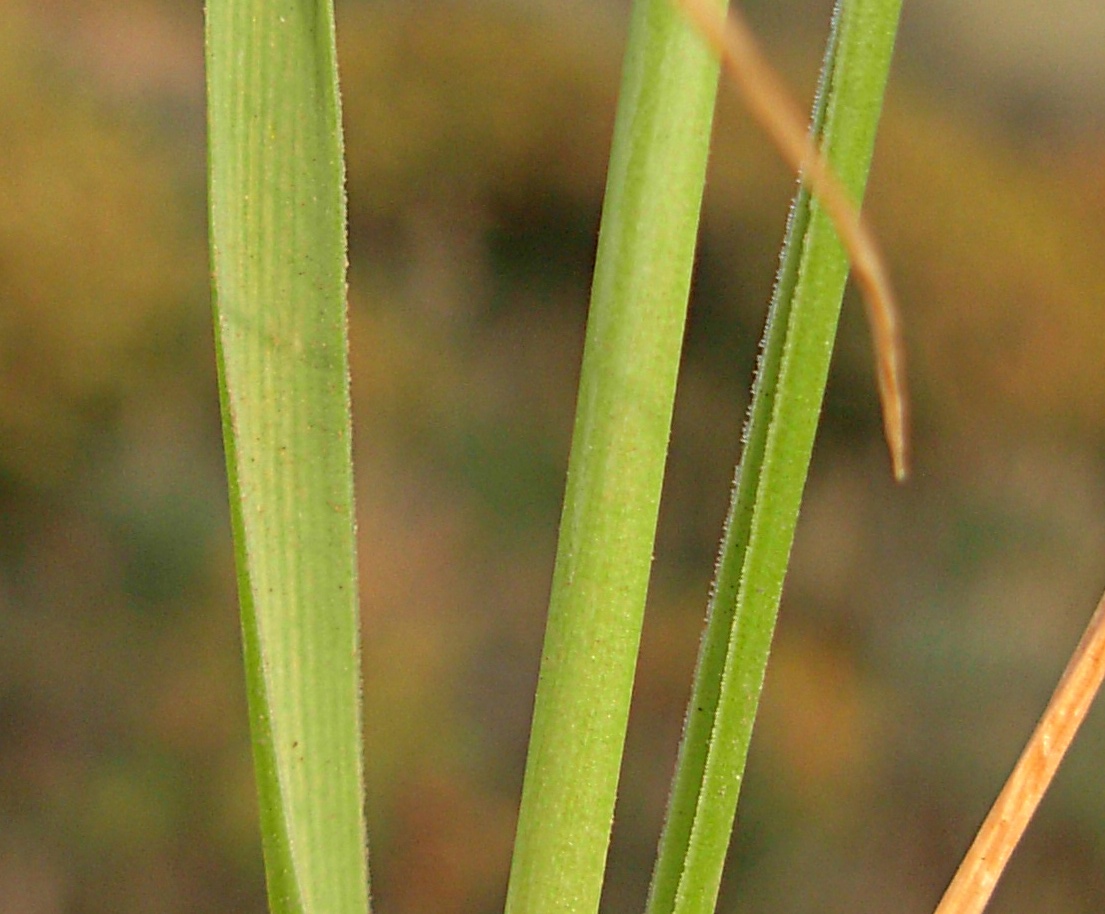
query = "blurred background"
xmin=1 ymin=0 xmax=1104 ymax=911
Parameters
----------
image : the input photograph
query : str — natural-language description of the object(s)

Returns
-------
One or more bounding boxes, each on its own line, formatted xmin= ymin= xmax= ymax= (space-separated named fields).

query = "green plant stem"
xmin=503 ymin=1 xmax=726 ymax=913
xmin=206 ymin=2 xmax=369 ymax=913
xmin=646 ymin=2 xmax=903 ymax=913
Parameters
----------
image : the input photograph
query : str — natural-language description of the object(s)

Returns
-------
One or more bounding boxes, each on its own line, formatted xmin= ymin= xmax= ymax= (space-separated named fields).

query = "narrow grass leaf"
xmin=504 ymin=2 xmax=727 ymax=913
xmin=206 ymin=2 xmax=369 ymax=913
xmin=647 ymin=2 xmax=903 ymax=913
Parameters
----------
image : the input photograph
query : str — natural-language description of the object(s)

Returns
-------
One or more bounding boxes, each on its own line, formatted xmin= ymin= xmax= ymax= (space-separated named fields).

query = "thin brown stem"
xmin=933 ymin=587 xmax=1105 ymax=914
xmin=676 ymin=0 xmax=909 ymax=480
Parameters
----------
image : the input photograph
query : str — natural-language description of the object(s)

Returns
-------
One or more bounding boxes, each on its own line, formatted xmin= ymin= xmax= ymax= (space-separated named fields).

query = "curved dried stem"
xmin=677 ymin=0 xmax=909 ymax=479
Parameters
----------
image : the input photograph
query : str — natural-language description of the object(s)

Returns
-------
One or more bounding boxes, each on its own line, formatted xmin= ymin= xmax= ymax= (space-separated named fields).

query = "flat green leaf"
xmin=206 ymin=2 xmax=369 ymax=913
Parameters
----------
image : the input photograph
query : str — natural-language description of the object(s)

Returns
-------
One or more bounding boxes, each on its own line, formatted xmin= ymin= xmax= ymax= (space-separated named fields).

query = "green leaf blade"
xmin=504 ymin=2 xmax=727 ymax=913
xmin=206 ymin=2 xmax=369 ymax=913
xmin=647 ymin=2 xmax=904 ymax=913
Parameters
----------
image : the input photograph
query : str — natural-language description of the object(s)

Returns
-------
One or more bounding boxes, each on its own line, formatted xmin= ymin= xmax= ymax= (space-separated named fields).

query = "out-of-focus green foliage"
xmin=0 ymin=5 xmax=258 ymax=912
xmin=339 ymin=4 xmax=619 ymax=220
xmin=0 ymin=13 xmax=198 ymax=491
xmin=873 ymin=93 xmax=1105 ymax=440
xmin=2 ymin=1 xmax=1105 ymax=913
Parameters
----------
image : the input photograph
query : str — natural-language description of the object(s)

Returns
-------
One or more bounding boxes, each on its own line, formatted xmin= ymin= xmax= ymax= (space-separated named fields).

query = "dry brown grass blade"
xmin=933 ymin=587 xmax=1105 ymax=914
xmin=676 ymin=0 xmax=909 ymax=480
